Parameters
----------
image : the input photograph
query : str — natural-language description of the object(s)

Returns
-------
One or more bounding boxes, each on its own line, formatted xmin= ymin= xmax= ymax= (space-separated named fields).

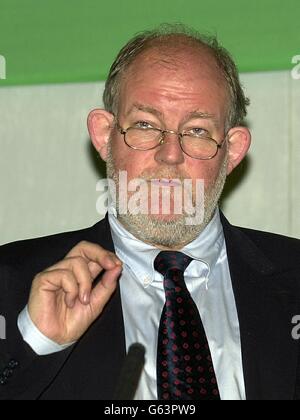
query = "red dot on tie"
xmin=163 ymin=392 xmax=169 ymax=399
xmin=162 ymin=383 xmax=169 ymax=389
xmin=180 ymin=320 xmax=186 ymax=326
xmin=173 ymin=356 xmax=179 ymax=363
xmin=175 ymin=389 xmax=181 ymax=397
xmin=213 ymin=389 xmax=219 ymax=396
xmin=172 ymin=344 xmax=178 ymax=352
xmin=188 ymin=388 xmax=194 ymax=395
xmin=200 ymin=388 xmax=208 ymax=396
xmin=211 ymin=378 xmax=217 ymax=384
xmin=185 ymin=366 xmax=192 ymax=373
xmin=177 ymin=297 xmax=183 ymax=304
xmin=194 ymin=343 xmax=200 ymax=350
xmin=181 ymin=331 xmax=188 ymax=338
xmin=174 ymin=379 xmax=180 ymax=386
xmin=173 ymin=368 xmax=180 ymax=375
xmin=187 ymin=377 xmax=193 ymax=384
xmin=175 ymin=287 xmax=182 ymax=293
xmin=184 ymin=355 xmax=191 ymax=361
xmin=162 ymin=371 xmax=168 ymax=378
xmin=199 ymin=377 xmax=206 ymax=384
xmin=183 ymin=343 xmax=189 ymax=350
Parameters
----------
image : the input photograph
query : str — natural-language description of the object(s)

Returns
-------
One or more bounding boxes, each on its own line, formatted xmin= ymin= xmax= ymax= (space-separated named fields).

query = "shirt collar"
xmin=181 ymin=208 xmax=224 ymax=269
xmin=108 ymin=207 xmax=224 ymax=288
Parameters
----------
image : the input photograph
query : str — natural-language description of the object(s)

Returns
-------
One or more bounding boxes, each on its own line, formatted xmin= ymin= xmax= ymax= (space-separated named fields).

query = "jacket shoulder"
xmin=235 ymin=225 xmax=300 ymax=270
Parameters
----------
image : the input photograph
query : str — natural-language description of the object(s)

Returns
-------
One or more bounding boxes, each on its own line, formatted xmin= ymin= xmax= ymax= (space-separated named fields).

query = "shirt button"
xmin=144 ymin=277 xmax=151 ymax=287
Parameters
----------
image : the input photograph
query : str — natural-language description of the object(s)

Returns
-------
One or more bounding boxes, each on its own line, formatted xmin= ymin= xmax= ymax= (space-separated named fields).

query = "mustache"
xmin=137 ymin=169 xmax=191 ymax=183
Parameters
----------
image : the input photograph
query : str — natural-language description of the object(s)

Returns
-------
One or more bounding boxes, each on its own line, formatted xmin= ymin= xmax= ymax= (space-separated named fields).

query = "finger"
xmin=38 ymin=269 xmax=80 ymax=308
xmin=66 ymin=241 xmax=122 ymax=272
xmin=45 ymin=257 xmax=93 ymax=305
xmin=89 ymin=265 xmax=123 ymax=317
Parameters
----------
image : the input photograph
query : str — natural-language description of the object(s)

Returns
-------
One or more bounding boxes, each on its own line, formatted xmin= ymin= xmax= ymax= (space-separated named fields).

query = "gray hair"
xmin=103 ymin=24 xmax=250 ymax=129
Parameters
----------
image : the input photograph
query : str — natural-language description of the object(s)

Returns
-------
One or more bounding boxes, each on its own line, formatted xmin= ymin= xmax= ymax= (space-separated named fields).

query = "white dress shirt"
xmin=18 ymin=208 xmax=246 ymax=400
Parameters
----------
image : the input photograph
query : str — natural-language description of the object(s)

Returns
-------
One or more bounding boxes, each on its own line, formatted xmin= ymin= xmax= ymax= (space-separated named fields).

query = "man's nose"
xmin=154 ymin=132 xmax=185 ymax=166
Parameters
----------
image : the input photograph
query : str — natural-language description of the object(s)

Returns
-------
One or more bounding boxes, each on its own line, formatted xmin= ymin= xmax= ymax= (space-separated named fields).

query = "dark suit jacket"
xmin=0 ymin=213 xmax=300 ymax=400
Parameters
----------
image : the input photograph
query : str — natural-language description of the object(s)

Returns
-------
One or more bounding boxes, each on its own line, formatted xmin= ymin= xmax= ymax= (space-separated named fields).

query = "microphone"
xmin=114 ymin=343 xmax=146 ymax=400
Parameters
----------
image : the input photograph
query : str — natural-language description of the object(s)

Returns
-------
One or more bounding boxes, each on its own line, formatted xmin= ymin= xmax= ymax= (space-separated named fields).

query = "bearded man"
xmin=1 ymin=25 xmax=300 ymax=401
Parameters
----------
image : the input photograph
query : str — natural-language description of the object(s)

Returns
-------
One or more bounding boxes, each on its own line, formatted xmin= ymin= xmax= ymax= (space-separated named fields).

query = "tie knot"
xmin=154 ymin=251 xmax=193 ymax=277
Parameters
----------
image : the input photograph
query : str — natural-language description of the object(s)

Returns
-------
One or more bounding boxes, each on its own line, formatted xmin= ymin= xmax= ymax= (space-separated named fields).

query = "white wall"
xmin=0 ymin=71 xmax=299 ymax=245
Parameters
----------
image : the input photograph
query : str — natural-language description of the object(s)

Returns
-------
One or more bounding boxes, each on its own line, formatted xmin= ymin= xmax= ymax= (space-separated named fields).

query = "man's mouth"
xmin=151 ymin=178 xmax=182 ymax=187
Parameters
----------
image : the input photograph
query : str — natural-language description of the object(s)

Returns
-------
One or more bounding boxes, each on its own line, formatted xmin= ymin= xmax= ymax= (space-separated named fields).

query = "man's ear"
xmin=87 ymin=109 xmax=114 ymax=162
xmin=226 ymin=127 xmax=251 ymax=175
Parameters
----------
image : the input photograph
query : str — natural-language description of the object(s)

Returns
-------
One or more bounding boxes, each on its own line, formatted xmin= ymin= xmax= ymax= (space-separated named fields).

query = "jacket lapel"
xmin=221 ymin=213 xmax=299 ymax=400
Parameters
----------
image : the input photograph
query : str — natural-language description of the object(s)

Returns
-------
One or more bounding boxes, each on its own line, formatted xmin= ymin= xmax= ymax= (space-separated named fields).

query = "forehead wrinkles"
xmin=119 ymin=47 xmax=230 ymax=117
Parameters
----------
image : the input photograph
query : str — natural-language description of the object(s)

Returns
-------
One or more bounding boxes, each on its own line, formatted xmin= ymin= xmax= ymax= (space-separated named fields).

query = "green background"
xmin=0 ymin=0 xmax=300 ymax=86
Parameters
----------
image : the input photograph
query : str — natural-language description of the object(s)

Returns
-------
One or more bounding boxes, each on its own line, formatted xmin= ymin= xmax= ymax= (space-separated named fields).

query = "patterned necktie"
xmin=155 ymin=251 xmax=220 ymax=400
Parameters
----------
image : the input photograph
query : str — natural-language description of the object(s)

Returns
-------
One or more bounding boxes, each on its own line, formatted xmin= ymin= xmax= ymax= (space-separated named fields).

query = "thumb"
xmin=89 ymin=265 xmax=123 ymax=316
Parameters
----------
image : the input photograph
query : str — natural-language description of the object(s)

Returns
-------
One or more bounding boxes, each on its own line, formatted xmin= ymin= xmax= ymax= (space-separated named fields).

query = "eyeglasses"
xmin=116 ymin=122 xmax=227 ymax=160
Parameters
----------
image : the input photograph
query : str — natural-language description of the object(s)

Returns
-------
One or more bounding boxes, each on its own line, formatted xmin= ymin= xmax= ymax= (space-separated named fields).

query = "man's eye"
xmin=187 ymin=128 xmax=209 ymax=137
xmin=134 ymin=121 xmax=153 ymax=129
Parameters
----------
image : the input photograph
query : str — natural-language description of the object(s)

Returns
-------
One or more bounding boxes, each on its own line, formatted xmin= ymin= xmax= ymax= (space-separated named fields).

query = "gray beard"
xmin=106 ymin=143 xmax=227 ymax=249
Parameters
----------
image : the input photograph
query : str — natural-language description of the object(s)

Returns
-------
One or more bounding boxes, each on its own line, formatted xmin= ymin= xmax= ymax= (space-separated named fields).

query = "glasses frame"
xmin=116 ymin=123 xmax=228 ymax=160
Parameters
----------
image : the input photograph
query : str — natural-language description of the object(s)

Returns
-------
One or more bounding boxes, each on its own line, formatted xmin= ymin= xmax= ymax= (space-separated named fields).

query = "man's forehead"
xmin=129 ymin=44 xmax=218 ymax=73
xmin=122 ymin=46 xmax=226 ymax=101
xmin=118 ymin=46 xmax=229 ymax=125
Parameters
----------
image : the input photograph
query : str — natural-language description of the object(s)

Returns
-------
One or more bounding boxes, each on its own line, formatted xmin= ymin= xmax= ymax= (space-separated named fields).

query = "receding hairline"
xmin=103 ymin=25 xmax=250 ymax=127
xmin=122 ymin=34 xmax=223 ymax=76
xmin=118 ymin=39 xmax=231 ymax=119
